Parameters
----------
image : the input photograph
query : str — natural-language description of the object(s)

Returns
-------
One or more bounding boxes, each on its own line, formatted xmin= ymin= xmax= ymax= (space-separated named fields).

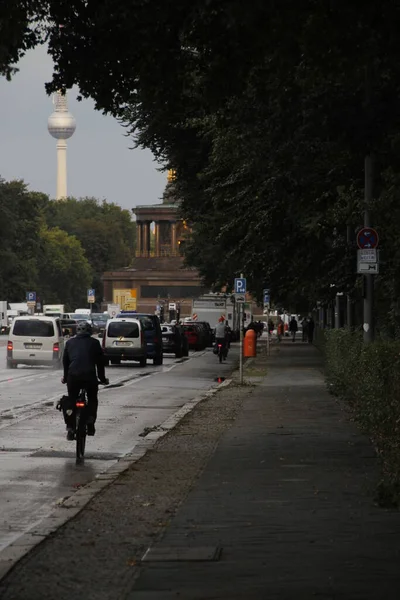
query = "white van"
xmin=7 ymin=316 xmax=65 ymax=369
xmin=102 ymin=317 xmax=146 ymax=367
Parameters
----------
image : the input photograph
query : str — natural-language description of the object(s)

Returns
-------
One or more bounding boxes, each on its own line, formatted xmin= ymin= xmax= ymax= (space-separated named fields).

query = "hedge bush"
xmin=324 ymin=328 xmax=400 ymax=506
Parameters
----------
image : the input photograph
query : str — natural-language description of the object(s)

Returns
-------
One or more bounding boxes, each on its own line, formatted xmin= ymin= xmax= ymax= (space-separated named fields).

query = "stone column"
xmin=136 ymin=221 xmax=142 ymax=256
xmin=171 ymin=222 xmax=177 ymax=255
xmin=146 ymin=222 xmax=151 ymax=255
xmin=142 ymin=221 xmax=148 ymax=256
xmin=155 ymin=222 xmax=161 ymax=256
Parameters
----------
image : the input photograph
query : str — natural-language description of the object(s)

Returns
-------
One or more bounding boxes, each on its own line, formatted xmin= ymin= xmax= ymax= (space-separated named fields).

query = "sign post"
xmin=87 ymin=289 xmax=95 ymax=314
xmin=263 ymin=288 xmax=271 ymax=356
xmin=237 ymin=276 xmax=246 ymax=384
xmin=26 ymin=291 xmax=36 ymax=315
xmin=357 ymin=224 xmax=379 ymax=343
xmin=239 ymin=302 xmax=243 ymax=384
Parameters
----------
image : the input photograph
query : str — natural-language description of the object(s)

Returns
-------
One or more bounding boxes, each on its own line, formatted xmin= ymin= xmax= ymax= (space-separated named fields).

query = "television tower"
xmin=47 ymin=91 xmax=76 ymax=200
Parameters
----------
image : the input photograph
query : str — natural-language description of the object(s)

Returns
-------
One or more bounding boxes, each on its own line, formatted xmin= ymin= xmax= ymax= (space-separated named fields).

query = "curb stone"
xmin=0 ymin=378 xmax=233 ymax=582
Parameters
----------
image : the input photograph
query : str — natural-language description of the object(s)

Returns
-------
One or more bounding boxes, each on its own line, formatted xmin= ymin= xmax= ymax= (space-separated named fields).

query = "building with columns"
xmin=135 ymin=203 xmax=182 ymax=258
xmin=102 ymin=173 xmax=207 ymax=316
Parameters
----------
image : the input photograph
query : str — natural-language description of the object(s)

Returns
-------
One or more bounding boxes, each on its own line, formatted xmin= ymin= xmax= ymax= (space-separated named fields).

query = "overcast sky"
xmin=0 ymin=45 xmax=166 ymax=210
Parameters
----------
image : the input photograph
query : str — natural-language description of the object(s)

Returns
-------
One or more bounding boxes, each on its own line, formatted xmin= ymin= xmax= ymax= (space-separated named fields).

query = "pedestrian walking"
xmin=277 ymin=317 xmax=284 ymax=342
xmin=268 ymin=319 xmax=274 ymax=336
xmin=307 ymin=316 xmax=315 ymax=343
xmin=289 ymin=316 xmax=298 ymax=342
xmin=301 ymin=317 xmax=308 ymax=342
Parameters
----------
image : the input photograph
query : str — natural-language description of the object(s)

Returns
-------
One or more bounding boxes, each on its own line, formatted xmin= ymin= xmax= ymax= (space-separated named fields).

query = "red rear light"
xmin=7 ymin=341 xmax=13 ymax=351
xmin=76 ymin=401 xmax=85 ymax=408
xmin=53 ymin=343 xmax=59 ymax=352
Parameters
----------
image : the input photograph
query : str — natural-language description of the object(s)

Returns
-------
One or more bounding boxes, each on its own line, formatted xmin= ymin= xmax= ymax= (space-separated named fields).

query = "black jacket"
xmin=63 ymin=333 xmax=106 ymax=381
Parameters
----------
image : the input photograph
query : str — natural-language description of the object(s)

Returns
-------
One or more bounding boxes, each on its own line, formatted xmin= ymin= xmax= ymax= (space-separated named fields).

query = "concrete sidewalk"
xmin=2 ymin=340 xmax=400 ymax=599
xmin=130 ymin=340 xmax=400 ymax=599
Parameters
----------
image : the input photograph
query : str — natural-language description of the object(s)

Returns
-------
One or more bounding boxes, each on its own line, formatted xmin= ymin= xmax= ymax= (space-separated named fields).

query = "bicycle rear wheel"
xmin=75 ymin=412 xmax=86 ymax=464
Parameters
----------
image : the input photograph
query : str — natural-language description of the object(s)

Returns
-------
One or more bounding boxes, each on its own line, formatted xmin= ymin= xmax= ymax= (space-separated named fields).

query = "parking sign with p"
xmin=234 ymin=278 xmax=247 ymax=294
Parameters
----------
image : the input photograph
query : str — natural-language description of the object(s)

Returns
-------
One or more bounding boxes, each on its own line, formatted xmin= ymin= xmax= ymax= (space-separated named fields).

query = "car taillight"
xmin=76 ymin=401 xmax=85 ymax=408
xmin=102 ymin=332 xmax=106 ymax=348
xmin=7 ymin=341 xmax=13 ymax=351
xmin=53 ymin=343 xmax=59 ymax=352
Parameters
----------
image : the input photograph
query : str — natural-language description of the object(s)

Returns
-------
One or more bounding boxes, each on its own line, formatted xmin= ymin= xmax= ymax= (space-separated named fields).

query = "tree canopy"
xmin=4 ymin=2 xmax=400 ymax=326
xmin=0 ymin=179 xmax=42 ymax=300
xmin=44 ymin=197 xmax=136 ymax=301
xmin=0 ymin=178 xmax=136 ymax=309
xmin=38 ymin=226 xmax=92 ymax=308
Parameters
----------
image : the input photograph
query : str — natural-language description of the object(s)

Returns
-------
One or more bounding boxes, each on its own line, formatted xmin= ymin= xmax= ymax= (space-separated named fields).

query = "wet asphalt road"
xmin=0 ymin=343 xmax=237 ymax=553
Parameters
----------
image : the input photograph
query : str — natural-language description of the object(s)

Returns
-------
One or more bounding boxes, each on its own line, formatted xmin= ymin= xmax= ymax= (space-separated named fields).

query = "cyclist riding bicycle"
xmin=215 ymin=316 xmax=228 ymax=359
xmin=61 ymin=321 xmax=108 ymax=440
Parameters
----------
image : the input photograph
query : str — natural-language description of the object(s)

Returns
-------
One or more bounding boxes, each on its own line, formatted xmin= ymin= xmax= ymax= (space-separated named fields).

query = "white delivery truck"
xmin=8 ymin=303 xmax=29 ymax=328
xmin=74 ymin=308 xmax=91 ymax=316
xmin=43 ymin=304 xmax=66 ymax=317
xmin=0 ymin=301 xmax=8 ymax=333
xmin=191 ymin=294 xmax=239 ymax=333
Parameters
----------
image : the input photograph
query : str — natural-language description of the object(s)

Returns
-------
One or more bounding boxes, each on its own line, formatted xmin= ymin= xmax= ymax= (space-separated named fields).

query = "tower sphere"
xmin=48 ymin=111 xmax=76 ymax=139
xmin=47 ymin=92 xmax=76 ymax=140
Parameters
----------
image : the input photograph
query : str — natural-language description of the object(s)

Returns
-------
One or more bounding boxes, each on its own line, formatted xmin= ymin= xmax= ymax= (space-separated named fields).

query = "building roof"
xmin=135 ymin=204 xmax=177 ymax=210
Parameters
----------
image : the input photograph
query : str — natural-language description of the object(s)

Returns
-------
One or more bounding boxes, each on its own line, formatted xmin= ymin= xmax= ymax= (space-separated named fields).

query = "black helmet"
xmin=76 ymin=321 xmax=92 ymax=335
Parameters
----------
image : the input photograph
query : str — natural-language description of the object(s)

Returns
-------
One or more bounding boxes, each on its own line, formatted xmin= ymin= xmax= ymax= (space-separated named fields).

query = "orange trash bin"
xmin=243 ymin=329 xmax=257 ymax=357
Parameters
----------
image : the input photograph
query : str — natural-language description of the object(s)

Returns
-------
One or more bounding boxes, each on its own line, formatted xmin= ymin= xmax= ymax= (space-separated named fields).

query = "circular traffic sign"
xmin=357 ymin=227 xmax=379 ymax=250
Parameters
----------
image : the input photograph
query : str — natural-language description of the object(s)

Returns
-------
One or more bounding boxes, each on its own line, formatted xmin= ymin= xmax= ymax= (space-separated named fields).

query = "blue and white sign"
xmin=88 ymin=289 xmax=95 ymax=297
xmin=234 ymin=278 xmax=247 ymax=294
xmin=87 ymin=288 xmax=95 ymax=303
xmin=26 ymin=291 xmax=36 ymax=302
xmin=263 ymin=288 xmax=270 ymax=305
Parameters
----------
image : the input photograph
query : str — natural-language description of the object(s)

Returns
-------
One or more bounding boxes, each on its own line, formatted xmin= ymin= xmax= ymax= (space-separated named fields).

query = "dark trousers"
xmin=64 ymin=376 xmax=99 ymax=428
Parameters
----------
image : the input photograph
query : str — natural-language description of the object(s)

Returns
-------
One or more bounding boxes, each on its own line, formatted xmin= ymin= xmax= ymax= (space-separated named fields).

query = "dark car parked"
xmin=90 ymin=313 xmax=109 ymax=334
xmin=60 ymin=319 xmax=79 ymax=337
xmin=117 ymin=312 xmax=163 ymax=365
xmin=182 ymin=323 xmax=205 ymax=350
xmin=197 ymin=321 xmax=214 ymax=347
xmin=161 ymin=324 xmax=189 ymax=358
xmin=183 ymin=321 xmax=209 ymax=349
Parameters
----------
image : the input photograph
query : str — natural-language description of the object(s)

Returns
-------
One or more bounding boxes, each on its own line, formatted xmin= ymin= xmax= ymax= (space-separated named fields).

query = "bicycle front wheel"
xmin=76 ymin=413 xmax=86 ymax=464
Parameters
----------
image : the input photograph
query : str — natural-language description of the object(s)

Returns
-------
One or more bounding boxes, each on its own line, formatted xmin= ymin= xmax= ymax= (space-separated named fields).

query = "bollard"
xmin=243 ymin=329 xmax=257 ymax=357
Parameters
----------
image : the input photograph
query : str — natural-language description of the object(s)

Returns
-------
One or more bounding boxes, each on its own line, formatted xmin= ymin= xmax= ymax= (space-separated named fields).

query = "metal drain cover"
xmin=142 ymin=546 xmax=222 ymax=562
